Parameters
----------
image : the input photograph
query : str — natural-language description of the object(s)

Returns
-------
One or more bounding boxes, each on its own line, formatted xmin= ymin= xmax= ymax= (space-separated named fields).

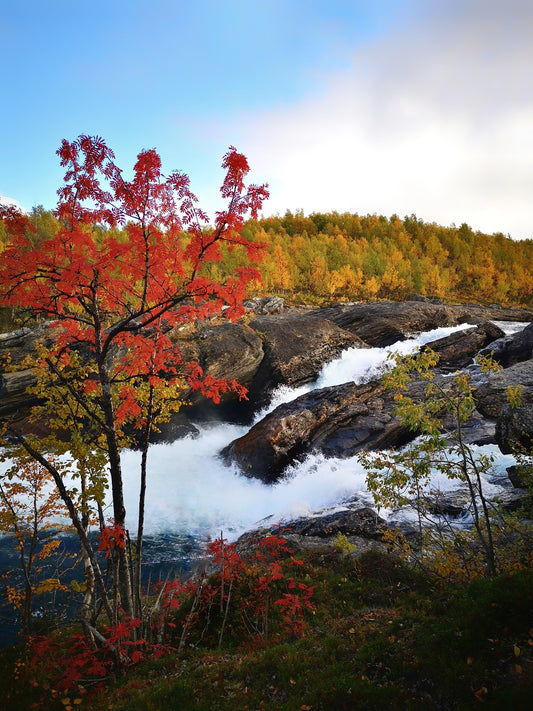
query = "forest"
xmin=1 ymin=206 xmax=533 ymax=324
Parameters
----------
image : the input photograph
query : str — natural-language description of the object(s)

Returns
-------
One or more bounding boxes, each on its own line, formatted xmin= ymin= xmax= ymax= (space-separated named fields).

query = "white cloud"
xmin=229 ymin=0 xmax=533 ymax=238
xmin=0 ymin=194 xmax=27 ymax=213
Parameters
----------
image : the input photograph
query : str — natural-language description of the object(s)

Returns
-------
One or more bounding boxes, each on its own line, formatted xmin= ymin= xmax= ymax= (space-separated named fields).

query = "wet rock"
xmin=247 ymin=312 xmax=365 ymax=404
xmin=271 ymin=506 xmax=389 ymax=539
xmin=479 ymin=322 xmax=533 ymax=367
xmin=309 ymin=300 xmax=533 ymax=347
xmin=221 ymin=379 xmax=424 ymax=483
xmin=423 ymin=322 xmax=505 ymax=370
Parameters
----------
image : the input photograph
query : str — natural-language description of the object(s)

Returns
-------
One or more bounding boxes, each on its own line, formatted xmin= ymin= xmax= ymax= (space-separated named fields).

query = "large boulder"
xmin=479 ymin=322 xmax=533 ymax=367
xmin=177 ymin=322 xmax=264 ymax=396
xmin=0 ymin=322 xmax=60 ymax=417
xmin=222 ymin=368 xmax=502 ymax=484
xmin=474 ymin=360 xmax=533 ymax=419
xmin=233 ymin=504 xmax=402 ymax=557
xmin=221 ymin=379 xmax=426 ymax=483
xmin=246 ymin=312 xmax=366 ymax=404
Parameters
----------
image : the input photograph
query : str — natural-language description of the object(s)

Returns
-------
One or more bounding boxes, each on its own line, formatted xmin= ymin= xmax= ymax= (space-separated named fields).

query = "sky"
xmin=1 ymin=0 xmax=532 ymax=239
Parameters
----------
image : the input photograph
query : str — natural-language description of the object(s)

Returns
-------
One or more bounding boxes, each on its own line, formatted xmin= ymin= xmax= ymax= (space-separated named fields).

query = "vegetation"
xmin=361 ymin=349 xmax=525 ymax=578
xmin=1 ymin=542 xmax=532 ymax=710
xmin=240 ymin=210 xmax=533 ymax=304
xmin=0 ymin=136 xmax=268 ymax=653
xmin=2 ymin=208 xmax=533 ymax=333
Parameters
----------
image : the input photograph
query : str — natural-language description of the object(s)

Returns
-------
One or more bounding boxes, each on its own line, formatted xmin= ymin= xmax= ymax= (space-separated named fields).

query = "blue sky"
xmin=1 ymin=0 xmax=532 ymax=238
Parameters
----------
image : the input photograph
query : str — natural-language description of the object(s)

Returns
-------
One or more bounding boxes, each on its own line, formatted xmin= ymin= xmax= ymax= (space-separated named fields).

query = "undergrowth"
xmin=1 ymin=543 xmax=532 ymax=711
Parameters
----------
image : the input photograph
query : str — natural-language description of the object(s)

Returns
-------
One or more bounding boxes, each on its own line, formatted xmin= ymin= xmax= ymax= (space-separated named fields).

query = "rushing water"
xmin=116 ymin=321 xmax=525 ymax=540
xmin=0 ymin=321 xmax=527 ymax=644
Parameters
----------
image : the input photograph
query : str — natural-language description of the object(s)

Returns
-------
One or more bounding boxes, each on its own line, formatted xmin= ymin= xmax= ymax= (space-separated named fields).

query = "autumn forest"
xmin=1 ymin=206 xmax=532 ymax=327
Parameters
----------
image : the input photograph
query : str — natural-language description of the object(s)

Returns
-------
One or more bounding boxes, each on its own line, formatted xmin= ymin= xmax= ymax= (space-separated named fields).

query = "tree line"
xmin=2 ymin=207 xmax=532 ymax=313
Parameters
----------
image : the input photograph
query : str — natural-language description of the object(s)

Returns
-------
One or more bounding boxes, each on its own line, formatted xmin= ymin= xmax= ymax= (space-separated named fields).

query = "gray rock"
xmin=309 ymin=300 xmax=533 ymax=347
xmin=247 ymin=312 xmax=365 ymax=404
xmin=474 ymin=360 xmax=533 ymax=419
xmin=422 ymin=322 xmax=505 ymax=370
xmin=479 ymin=322 xmax=533 ymax=367
xmin=221 ymin=378 xmax=429 ymax=483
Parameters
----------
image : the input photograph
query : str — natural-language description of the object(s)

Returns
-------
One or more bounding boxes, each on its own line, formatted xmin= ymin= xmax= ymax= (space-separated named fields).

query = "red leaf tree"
xmin=0 ymin=136 xmax=268 ymax=626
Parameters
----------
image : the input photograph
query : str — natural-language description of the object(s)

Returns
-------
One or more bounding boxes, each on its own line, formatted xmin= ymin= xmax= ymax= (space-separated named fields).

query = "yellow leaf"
xmin=513 ymin=645 xmax=520 ymax=657
xmin=466 ymin=657 xmax=473 ymax=665
xmin=515 ymin=664 xmax=523 ymax=674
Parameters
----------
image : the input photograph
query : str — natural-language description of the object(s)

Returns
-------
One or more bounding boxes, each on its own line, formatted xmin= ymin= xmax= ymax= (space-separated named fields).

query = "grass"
xmin=1 ymin=545 xmax=532 ymax=711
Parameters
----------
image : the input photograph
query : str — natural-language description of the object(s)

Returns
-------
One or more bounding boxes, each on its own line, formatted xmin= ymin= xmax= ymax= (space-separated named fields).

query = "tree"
xmin=0 ymin=454 xmax=73 ymax=635
xmin=361 ymin=350 xmax=502 ymax=578
xmin=0 ymin=135 xmax=268 ymax=631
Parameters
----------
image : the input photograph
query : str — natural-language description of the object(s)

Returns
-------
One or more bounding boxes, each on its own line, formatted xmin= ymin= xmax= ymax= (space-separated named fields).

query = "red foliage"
xmin=0 ymin=203 xmax=35 ymax=239
xmin=97 ymin=521 xmax=127 ymax=558
xmin=0 ymin=136 xmax=269 ymax=420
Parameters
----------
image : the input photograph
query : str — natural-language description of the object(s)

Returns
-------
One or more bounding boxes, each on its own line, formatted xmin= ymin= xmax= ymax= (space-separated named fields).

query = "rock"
xmin=0 ymin=321 xmax=59 ymax=365
xmin=424 ymin=489 xmax=475 ymax=517
xmin=424 ymin=480 xmax=529 ymax=517
xmin=246 ymin=312 xmax=365 ymax=404
xmin=473 ymin=360 xmax=533 ymax=454
xmin=422 ymin=322 xmax=505 ymax=370
xmin=479 ymin=322 xmax=533 ymax=367
xmin=0 ymin=320 xmax=266 ymax=427
xmin=233 ymin=505 xmax=396 ymax=557
xmin=474 ymin=360 xmax=533 ymax=419
xmin=0 ymin=369 xmax=39 ymax=417
xmin=243 ymin=296 xmax=287 ymax=314
xmin=221 ymin=379 xmax=422 ymax=483
xmin=506 ymin=465 xmax=532 ymax=490
xmin=271 ymin=506 xmax=389 ymax=540
xmin=222 ymin=369 xmax=500 ymax=484
xmin=496 ymin=400 xmax=533 ymax=455
xmin=309 ymin=301 xmax=533 ymax=347
xmin=178 ymin=322 xmax=264 ymax=393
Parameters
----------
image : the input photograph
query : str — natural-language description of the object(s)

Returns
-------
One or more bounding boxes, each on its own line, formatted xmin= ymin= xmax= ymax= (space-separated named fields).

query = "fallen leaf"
xmin=474 ymin=686 xmax=488 ymax=702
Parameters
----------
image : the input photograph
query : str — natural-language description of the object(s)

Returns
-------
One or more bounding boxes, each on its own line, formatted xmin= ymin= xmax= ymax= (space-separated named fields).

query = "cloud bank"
xmin=230 ymin=0 xmax=533 ymax=239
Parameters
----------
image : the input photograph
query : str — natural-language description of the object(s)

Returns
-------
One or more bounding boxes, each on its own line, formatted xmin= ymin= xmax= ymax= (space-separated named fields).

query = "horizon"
xmin=1 ymin=0 xmax=532 ymax=240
